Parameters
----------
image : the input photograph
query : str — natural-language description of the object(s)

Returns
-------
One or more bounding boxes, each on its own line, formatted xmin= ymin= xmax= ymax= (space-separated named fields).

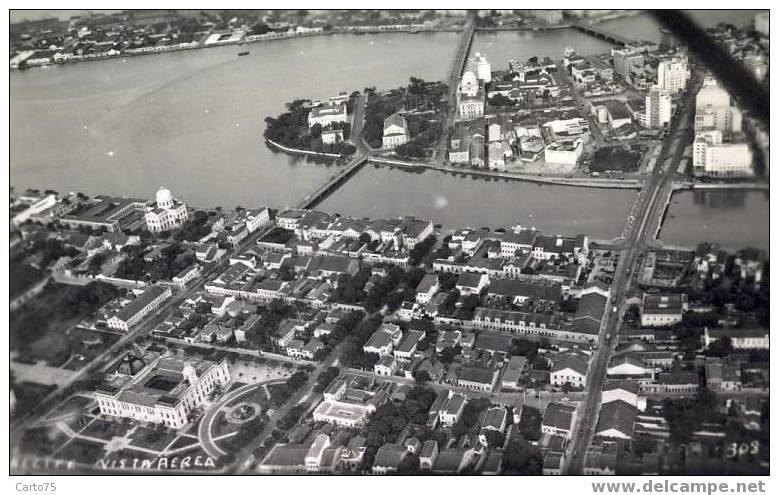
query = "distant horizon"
xmin=9 ymin=9 xmax=122 ymax=24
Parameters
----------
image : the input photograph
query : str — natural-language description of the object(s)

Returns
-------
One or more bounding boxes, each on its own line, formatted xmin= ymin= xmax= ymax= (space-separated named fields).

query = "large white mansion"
xmin=145 ymin=187 xmax=188 ymax=233
xmin=95 ymin=353 xmax=230 ymax=428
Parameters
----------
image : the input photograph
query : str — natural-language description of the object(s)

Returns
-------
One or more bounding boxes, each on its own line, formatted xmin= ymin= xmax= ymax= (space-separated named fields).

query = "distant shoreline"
xmin=11 ymin=11 xmax=650 ymax=72
xmin=11 ymin=27 xmax=464 ymax=71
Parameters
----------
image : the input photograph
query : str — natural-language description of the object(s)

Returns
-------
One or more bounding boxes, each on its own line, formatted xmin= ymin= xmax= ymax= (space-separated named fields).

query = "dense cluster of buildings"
xmin=11 ymin=177 xmax=769 ymax=476
xmin=10 ymin=10 xmax=465 ymax=69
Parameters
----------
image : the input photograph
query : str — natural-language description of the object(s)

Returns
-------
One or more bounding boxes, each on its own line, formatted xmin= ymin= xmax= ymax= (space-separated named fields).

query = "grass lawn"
xmin=212 ymin=411 xmax=243 ymax=437
xmin=57 ymin=439 xmax=107 ymax=464
xmin=227 ymin=381 xmax=249 ymax=393
xmin=129 ymin=426 xmax=178 ymax=452
xmin=166 ymin=435 xmax=200 ymax=452
xmin=11 ymin=282 xmax=120 ymax=367
xmin=10 ymin=262 xmax=45 ymax=300
xmin=47 ymin=395 xmax=93 ymax=419
xmin=590 ymin=146 xmax=641 ymax=173
xmin=18 ymin=426 xmax=71 ymax=456
xmin=62 ymin=328 xmax=121 ymax=371
xmin=223 ymin=387 xmax=269 ymax=416
xmin=81 ymin=418 xmax=132 ymax=441
xmin=12 ymin=382 xmax=57 ymax=418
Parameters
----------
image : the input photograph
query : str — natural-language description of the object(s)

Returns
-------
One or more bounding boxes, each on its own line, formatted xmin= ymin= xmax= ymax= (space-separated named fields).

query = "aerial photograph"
xmin=7 ymin=6 xmax=771 ymax=484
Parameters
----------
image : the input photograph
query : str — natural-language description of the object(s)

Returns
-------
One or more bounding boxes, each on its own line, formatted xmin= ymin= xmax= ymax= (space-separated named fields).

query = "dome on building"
xmin=117 ymin=354 xmax=146 ymax=376
xmin=156 ymin=187 xmax=174 ymax=209
xmin=462 ymin=70 xmax=477 ymax=85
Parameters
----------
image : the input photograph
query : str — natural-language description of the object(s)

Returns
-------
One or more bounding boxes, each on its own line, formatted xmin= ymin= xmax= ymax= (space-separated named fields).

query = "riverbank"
xmin=265 ymin=139 xmax=342 ymax=159
xmin=475 ymin=24 xmax=573 ymax=32
xmin=12 ymin=25 xmax=465 ymax=71
xmin=368 ymin=156 xmax=644 ymax=189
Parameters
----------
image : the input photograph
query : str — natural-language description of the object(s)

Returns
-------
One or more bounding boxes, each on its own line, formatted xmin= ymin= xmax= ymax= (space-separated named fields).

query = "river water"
xmin=10 ymin=12 xmax=768 ymax=250
xmin=318 ymin=164 xmax=637 ymax=239
xmin=662 ymin=190 xmax=769 ymax=251
xmin=10 ymin=32 xmax=458 ymax=208
xmin=596 ymin=10 xmax=764 ymax=43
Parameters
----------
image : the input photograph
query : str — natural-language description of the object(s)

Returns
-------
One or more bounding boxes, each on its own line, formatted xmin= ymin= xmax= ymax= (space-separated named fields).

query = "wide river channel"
xmin=10 ymin=11 xmax=767 ymax=250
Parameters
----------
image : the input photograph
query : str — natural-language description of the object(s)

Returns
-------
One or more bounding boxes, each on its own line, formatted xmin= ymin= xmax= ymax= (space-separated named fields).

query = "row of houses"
xmin=276 ymin=209 xmax=433 ymax=251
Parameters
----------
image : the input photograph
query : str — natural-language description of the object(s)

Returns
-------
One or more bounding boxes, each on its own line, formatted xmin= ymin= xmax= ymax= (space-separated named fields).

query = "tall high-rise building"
xmin=643 ymin=85 xmax=672 ymax=128
xmin=474 ymin=52 xmax=491 ymax=84
xmin=657 ymin=56 xmax=690 ymax=94
xmin=694 ymin=76 xmax=742 ymax=133
xmin=692 ymin=130 xmax=753 ymax=178
xmin=612 ymin=47 xmax=644 ymax=80
xmin=754 ymin=11 xmax=769 ymax=37
xmin=659 ymin=28 xmax=682 ymax=52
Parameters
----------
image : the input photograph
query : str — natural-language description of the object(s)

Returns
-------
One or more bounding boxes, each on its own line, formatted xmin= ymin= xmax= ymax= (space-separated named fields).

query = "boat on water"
xmin=238 ymin=51 xmax=250 ymax=56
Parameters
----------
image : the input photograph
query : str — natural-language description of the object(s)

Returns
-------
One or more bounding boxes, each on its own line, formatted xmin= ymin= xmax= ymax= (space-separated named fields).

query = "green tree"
xmin=502 ymin=437 xmax=543 ymax=474
xmin=413 ymin=369 xmax=430 ymax=384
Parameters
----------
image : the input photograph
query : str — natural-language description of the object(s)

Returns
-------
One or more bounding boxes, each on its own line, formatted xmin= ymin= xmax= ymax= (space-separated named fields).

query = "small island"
xmin=264 ymin=94 xmax=360 ymax=157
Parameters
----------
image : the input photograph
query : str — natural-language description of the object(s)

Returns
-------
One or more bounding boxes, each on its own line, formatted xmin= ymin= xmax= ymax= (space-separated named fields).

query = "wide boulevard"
xmin=563 ymin=69 xmax=703 ymax=474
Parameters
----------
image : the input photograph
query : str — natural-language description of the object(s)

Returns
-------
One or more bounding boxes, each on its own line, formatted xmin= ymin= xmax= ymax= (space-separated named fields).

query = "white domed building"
xmin=459 ymin=70 xmax=480 ymax=97
xmin=145 ymin=187 xmax=188 ymax=233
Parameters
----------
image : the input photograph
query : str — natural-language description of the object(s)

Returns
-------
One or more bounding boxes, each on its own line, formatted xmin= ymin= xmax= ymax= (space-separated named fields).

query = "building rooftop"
xmin=459 ymin=366 xmax=497 ymax=385
xmin=98 ymin=353 xmax=223 ymax=409
xmin=113 ymin=286 xmax=168 ymax=322
xmin=415 ymin=273 xmax=439 ymax=294
xmin=542 ymin=402 xmax=577 ymax=430
xmin=552 ymin=354 xmax=588 ymax=376
xmin=473 ymin=332 xmax=513 ymax=354
xmin=642 ymin=293 xmax=687 ymax=314
xmin=596 ymin=400 xmax=637 ymax=438
xmin=383 ymin=113 xmax=408 ymax=134
xmin=456 ymin=271 xmax=485 ymax=289
xmin=488 ymin=278 xmax=562 ymax=302
xmin=432 ymin=448 xmax=467 ymax=473
xmin=373 ymin=443 xmax=407 ymax=469
xmin=481 ymin=407 xmax=507 ymax=430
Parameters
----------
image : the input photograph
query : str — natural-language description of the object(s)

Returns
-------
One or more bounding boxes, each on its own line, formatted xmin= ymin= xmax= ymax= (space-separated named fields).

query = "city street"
xmin=563 ymin=69 xmax=702 ymax=474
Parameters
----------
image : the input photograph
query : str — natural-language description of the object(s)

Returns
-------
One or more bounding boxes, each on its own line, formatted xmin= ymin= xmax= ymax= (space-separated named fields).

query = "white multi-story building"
xmin=657 ymin=57 xmax=690 ymax=94
xmin=107 ymin=286 xmax=172 ymax=332
xmin=95 ymin=354 xmax=230 ymax=428
xmin=145 ymin=188 xmax=188 ymax=233
xmin=541 ymin=402 xmax=577 ymax=439
xmin=543 ymin=118 xmax=589 ymax=139
xmin=458 ymin=70 xmax=484 ymax=121
xmin=308 ymin=102 xmax=348 ymax=128
xmin=415 ymin=274 xmax=439 ymax=305
xmin=641 ymin=293 xmax=688 ymax=327
xmin=459 ymin=71 xmax=480 ymax=97
xmin=459 ymin=96 xmax=484 ymax=121
xmin=382 ymin=113 xmax=409 ymax=149
xmin=692 ymin=130 xmax=753 ymax=178
xmin=643 ymin=85 xmax=672 ymax=128
xmin=244 ymin=207 xmax=271 ymax=233
xmin=550 ymin=354 xmax=588 ymax=388
xmin=321 ymin=128 xmax=343 ymax=145
xmin=612 ymin=47 xmax=644 ymax=81
xmin=694 ymin=76 xmax=742 ymax=133
xmin=544 ymin=138 xmax=582 ymax=165
xmin=474 ymin=52 xmax=491 ymax=83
